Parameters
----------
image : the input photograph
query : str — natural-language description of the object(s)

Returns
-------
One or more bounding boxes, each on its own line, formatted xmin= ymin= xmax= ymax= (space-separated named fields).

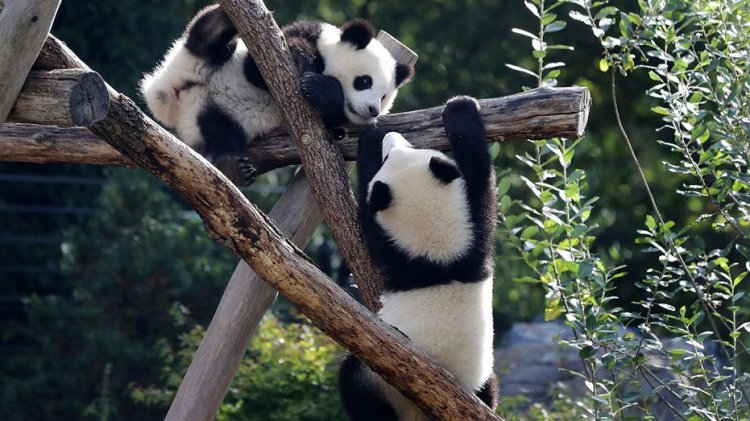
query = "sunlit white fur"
xmin=317 ymin=24 xmax=400 ymax=124
xmin=140 ymin=40 xmax=282 ymax=151
xmin=141 ymin=22 xmax=401 ymax=150
xmin=368 ymin=133 xmax=474 ymax=263
xmin=369 ymin=279 xmax=495 ymax=421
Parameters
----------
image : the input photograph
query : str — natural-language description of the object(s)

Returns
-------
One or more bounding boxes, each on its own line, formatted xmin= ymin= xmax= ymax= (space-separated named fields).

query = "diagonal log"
xmin=166 ymin=165 xmax=354 ymax=421
xmin=30 ymin=32 xmax=503 ymax=421
xmin=216 ymin=0 xmax=386 ymax=312
xmin=0 ymin=87 xmax=590 ymax=171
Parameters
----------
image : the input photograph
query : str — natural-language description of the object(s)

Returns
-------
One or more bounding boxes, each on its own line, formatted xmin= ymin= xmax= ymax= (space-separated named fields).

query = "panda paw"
xmin=300 ymin=72 xmax=344 ymax=115
xmin=214 ymin=154 xmax=257 ymax=186
xmin=442 ymin=95 xmax=483 ymax=138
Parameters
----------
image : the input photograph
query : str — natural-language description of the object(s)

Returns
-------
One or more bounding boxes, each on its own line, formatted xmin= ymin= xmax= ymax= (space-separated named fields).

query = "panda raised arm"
xmin=140 ymin=4 xmax=414 ymax=185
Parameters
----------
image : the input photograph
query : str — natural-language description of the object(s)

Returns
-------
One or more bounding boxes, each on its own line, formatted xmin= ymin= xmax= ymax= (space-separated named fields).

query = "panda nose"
xmin=368 ymin=105 xmax=379 ymax=117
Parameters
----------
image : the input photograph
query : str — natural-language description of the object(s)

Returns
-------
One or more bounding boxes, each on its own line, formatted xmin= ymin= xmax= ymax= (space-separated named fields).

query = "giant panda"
xmin=140 ymin=4 xmax=414 ymax=185
xmin=339 ymin=96 xmax=498 ymax=420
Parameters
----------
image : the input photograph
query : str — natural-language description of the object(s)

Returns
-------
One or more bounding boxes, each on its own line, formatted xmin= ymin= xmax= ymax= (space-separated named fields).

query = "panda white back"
xmin=339 ymin=97 xmax=499 ymax=420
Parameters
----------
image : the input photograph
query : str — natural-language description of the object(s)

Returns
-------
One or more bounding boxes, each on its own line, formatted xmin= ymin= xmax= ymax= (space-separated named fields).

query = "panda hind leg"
xmin=475 ymin=373 xmax=499 ymax=411
xmin=339 ymin=355 xmax=398 ymax=421
xmin=185 ymin=5 xmax=239 ymax=65
xmin=197 ymin=105 xmax=257 ymax=186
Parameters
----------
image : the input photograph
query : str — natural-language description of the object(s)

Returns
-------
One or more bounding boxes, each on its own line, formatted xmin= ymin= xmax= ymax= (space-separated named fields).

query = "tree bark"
xmin=7 ymin=69 xmax=109 ymax=127
xmin=216 ymin=0 xmax=386 ymax=312
xmin=0 ymin=87 xmax=590 ymax=170
xmin=29 ymin=30 xmax=502 ymax=421
xmin=0 ymin=0 xmax=61 ymax=124
xmin=0 ymin=123 xmax=133 ymax=167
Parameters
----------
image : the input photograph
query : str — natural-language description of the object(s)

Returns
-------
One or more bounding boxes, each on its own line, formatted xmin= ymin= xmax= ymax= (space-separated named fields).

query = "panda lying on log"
xmin=140 ymin=4 xmax=414 ymax=185
xmin=340 ymin=96 xmax=499 ymax=420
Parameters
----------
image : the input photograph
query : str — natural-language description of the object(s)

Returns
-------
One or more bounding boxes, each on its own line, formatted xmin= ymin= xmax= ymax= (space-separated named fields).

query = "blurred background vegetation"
xmin=1 ymin=0 xmax=741 ymax=419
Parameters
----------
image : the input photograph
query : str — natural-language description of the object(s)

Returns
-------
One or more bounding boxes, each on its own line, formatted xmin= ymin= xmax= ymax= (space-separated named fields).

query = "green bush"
xmin=499 ymin=0 xmax=750 ymax=418
xmin=133 ymin=317 xmax=345 ymax=421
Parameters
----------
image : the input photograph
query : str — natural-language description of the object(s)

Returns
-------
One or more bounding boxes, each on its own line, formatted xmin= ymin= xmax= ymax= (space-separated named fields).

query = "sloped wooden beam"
xmin=0 ymin=0 xmax=62 ymax=124
xmin=0 ymin=87 xmax=590 ymax=170
xmin=29 ymin=32 xmax=502 ymax=421
xmin=7 ymin=69 xmax=109 ymax=127
xmin=165 ymin=166 xmax=345 ymax=421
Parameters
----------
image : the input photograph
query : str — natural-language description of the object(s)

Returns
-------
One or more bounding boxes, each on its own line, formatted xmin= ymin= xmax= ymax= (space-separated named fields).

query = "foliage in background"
xmin=498 ymin=0 xmax=750 ymax=418
xmin=0 ymin=170 xmax=235 ymax=420
xmin=131 ymin=317 xmax=344 ymax=421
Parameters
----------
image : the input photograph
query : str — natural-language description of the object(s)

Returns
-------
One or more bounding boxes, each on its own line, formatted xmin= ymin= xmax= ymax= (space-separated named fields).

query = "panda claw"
xmin=214 ymin=154 xmax=257 ymax=186
xmin=237 ymin=157 xmax=258 ymax=185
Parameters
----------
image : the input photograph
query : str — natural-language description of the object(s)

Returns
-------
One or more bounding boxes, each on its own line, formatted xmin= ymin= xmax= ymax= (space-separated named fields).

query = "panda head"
xmin=318 ymin=20 xmax=415 ymax=125
xmin=366 ymin=132 xmax=474 ymax=263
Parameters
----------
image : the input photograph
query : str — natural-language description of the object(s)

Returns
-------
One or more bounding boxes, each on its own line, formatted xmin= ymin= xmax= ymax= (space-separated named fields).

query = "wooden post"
xmin=0 ymin=0 xmax=62 ymax=124
xmin=7 ymin=69 xmax=109 ymax=127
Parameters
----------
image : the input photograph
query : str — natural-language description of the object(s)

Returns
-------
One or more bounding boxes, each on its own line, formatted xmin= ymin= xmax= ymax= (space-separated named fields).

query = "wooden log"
xmin=0 ymin=87 xmax=590 ymax=171
xmin=0 ymin=0 xmax=62 ymax=124
xmin=31 ymin=32 xmax=502 ymax=421
xmin=166 ymin=165 xmax=352 ymax=421
xmin=0 ymin=123 xmax=134 ymax=167
xmin=217 ymin=0 xmax=386 ymax=312
xmin=7 ymin=69 xmax=109 ymax=127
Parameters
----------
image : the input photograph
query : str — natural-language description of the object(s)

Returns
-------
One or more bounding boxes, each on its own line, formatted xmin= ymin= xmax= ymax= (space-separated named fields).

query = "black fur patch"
xmin=429 ymin=156 xmax=461 ymax=183
xmin=368 ymin=181 xmax=392 ymax=213
xmin=395 ymin=63 xmax=415 ymax=87
xmin=340 ymin=18 xmax=374 ymax=50
xmin=283 ymin=20 xmax=325 ymax=73
xmin=197 ymin=103 xmax=256 ymax=185
xmin=185 ymin=5 xmax=238 ymax=66
xmin=299 ymin=72 xmax=347 ymax=127
xmin=339 ymin=355 xmax=398 ymax=421
xmin=243 ymin=55 xmax=268 ymax=90
xmin=476 ymin=374 xmax=499 ymax=410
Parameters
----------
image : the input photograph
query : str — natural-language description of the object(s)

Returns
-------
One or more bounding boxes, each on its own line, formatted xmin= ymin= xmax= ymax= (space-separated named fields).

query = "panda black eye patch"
xmin=353 ymin=75 xmax=373 ymax=91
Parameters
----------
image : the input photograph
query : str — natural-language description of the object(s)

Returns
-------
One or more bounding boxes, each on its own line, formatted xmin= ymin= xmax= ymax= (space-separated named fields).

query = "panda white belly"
xmin=374 ymin=278 xmax=494 ymax=420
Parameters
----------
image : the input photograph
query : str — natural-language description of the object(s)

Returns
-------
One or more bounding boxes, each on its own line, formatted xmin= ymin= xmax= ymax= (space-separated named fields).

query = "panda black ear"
xmin=340 ymin=19 xmax=374 ymax=50
xmin=395 ymin=63 xmax=415 ymax=87
xmin=369 ymin=181 xmax=392 ymax=213
xmin=429 ymin=157 xmax=461 ymax=184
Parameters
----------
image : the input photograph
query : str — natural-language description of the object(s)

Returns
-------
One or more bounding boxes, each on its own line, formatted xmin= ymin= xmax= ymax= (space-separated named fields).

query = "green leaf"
xmin=579 ymin=345 xmax=596 ymax=359
xmin=577 ymin=262 xmax=594 ymax=278
xmin=598 ymin=58 xmax=609 ymax=72
xmin=521 ymin=225 xmax=539 ymax=240
xmin=545 ymin=21 xmax=566 ymax=33
xmin=505 ymin=63 xmax=538 ymax=78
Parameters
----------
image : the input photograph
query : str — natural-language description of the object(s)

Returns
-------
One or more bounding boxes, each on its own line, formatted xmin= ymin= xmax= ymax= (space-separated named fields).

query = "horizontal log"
xmin=0 ymin=123 xmax=134 ymax=167
xmin=7 ymin=69 xmax=109 ymax=127
xmin=0 ymin=87 xmax=590 ymax=171
xmin=250 ymin=86 xmax=589 ymax=171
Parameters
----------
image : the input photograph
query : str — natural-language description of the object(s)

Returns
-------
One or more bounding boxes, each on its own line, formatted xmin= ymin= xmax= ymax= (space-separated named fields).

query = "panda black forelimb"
xmin=441 ymin=96 xmax=492 ymax=185
xmin=300 ymin=72 xmax=347 ymax=127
